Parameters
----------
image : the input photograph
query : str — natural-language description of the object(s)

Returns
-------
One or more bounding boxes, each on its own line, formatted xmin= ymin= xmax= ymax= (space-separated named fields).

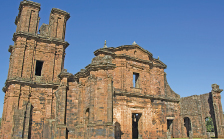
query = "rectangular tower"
xmin=1 ymin=1 xmax=70 ymax=138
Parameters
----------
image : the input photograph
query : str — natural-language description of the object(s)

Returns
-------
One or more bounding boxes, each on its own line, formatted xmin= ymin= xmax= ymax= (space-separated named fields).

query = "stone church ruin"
xmin=1 ymin=0 xmax=224 ymax=139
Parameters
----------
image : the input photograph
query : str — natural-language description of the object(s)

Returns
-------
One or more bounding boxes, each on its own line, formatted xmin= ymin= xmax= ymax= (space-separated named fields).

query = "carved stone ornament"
xmin=212 ymin=84 xmax=223 ymax=93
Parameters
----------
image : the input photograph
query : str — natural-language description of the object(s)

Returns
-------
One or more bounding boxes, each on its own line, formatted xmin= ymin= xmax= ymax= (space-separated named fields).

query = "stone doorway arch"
xmin=184 ymin=117 xmax=192 ymax=137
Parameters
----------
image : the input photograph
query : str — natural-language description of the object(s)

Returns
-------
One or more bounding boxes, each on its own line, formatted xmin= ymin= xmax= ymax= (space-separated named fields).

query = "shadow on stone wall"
xmin=115 ymin=122 xmax=123 ymax=139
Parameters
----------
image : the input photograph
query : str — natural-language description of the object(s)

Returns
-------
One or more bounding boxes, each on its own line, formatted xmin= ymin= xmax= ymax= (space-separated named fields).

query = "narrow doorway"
xmin=184 ymin=117 xmax=191 ymax=137
xmin=132 ymin=113 xmax=142 ymax=139
xmin=167 ymin=119 xmax=173 ymax=137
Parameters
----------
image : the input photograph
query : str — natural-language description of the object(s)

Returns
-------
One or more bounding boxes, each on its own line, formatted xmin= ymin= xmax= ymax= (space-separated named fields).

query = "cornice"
xmin=74 ymin=69 xmax=89 ymax=79
xmin=15 ymin=1 xmax=41 ymax=25
xmin=116 ymin=54 xmax=153 ymax=66
xmin=13 ymin=31 xmax=69 ymax=49
xmin=74 ymin=63 xmax=116 ymax=79
xmin=51 ymin=8 xmax=70 ymax=21
xmin=94 ymin=48 xmax=115 ymax=56
xmin=2 ymin=78 xmax=60 ymax=93
xmin=114 ymin=91 xmax=180 ymax=103
xmin=86 ymin=63 xmax=116 ymax=71
xmin=20 ymin=0 xmax=41 ymax=9
xmin=94 ymin=45 xmax=153 ymax=57
xmin=153 ymin=58 xmax=167 ymax=69
xmin=58 ymin=69 xmax=72 ymax=79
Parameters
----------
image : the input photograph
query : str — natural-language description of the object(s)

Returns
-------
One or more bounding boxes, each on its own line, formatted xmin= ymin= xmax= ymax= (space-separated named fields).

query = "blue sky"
xmin=0 ymin=0 xmax=224 ymax=116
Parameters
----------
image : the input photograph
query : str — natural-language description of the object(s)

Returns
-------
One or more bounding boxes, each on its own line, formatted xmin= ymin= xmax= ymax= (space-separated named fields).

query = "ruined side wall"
xmin=63 ymin=69 xmax=114 ymax=139
xmin=180 ymin=93 xmax=211 ymax=138
xmin=166 ymin=101 xmax=182 ymax=138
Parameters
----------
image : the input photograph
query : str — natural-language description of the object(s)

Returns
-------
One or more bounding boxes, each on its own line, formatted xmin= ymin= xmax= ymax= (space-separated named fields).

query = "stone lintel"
xmin=51 ymin=8 xmax=70 ymax=21
xmin=166 ymin=117 xmax=175 ymax=120
xmin=87 ymin=123 xmax=114 ymax=127
xmin=114 ymin=91 xmax=180 ymax=102
xmin=56 ymin=124 xmax=66 ymax=128
xmin=13 ymin=31 xmax=69 ymax=49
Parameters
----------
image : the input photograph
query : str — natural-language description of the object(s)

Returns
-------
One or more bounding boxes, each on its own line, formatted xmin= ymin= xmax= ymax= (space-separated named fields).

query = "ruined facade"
xmin=1 ymin=1 xmax=224 ymax=139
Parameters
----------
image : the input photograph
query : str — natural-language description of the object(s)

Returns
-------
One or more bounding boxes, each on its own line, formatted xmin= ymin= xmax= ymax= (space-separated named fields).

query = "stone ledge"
xmin=15 ymin=1 xmax=41 ymax=25
xmin=94 ymin=45 xmax=153 ymax=57
xmin=74 ymin=63 xmax=116 ymax=79
xmin=2 ymin=78 xmax=60 ymax=93
xmin=153 ymin=58 xmax=167 ymax=68
xmin=114 ymin=91 xmax=180 ymax=102
xmin=13 ymin=31 xmax=69 ymax=48
xmin=87 ymin=123 xmax=113 ymax=127
xmin=180 ymin=113 xmax=202 ymax=116
xmin=51 ymin=8 xmax=70 ymax=20
xmin=58 ymin=69 xmax=72 ymax=79
xmin=20 ymin=0 xmax=41 ymax=9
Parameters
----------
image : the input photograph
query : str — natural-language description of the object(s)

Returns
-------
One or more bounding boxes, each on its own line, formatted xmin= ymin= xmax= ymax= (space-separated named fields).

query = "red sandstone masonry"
xmin=2 ymin=1 xmax=224 ymax=139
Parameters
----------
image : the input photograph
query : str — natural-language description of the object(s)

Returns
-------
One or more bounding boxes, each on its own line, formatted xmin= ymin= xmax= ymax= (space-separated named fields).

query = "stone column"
xmin=107 ymin=77 xmax=113 ymax=124
xmin=211 ymin=84 xmax=224 ymax=138
xmin=55 ymin=69 xmax=72 ymax=139
xmin=89 ymin=75 xmax=96 ymax=124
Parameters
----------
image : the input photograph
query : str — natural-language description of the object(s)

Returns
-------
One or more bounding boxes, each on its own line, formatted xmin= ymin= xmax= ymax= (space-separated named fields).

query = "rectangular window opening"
xmin=133 ymin=72 xmax=139 ymax=88
xmin=35 ymin=60 xmax=43 ymax=76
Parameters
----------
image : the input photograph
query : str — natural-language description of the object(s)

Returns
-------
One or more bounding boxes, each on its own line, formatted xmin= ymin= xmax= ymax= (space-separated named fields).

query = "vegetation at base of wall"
xmin=205 ymin=117 xmax=215 ymax=132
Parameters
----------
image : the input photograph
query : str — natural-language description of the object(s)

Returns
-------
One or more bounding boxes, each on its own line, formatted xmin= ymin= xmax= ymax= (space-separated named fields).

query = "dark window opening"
xmin=133 ymin=72 xmax=139 ymax=88
xmin=132 ymin=113 xmax=142 ymax=139
xmin=35 ymin=60 xmax=43 ymax=76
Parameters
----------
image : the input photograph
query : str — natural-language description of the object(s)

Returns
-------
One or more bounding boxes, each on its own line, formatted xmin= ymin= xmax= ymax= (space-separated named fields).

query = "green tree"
xmin=205 ymin=117 xmax=214 ymax=132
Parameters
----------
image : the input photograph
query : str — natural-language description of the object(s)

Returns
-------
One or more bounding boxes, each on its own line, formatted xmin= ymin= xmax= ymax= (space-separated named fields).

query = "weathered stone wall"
xmin=180 ymin=86 xmax=224 ymax=138
xmin=181 ymin=94 xmax=207 ymax=137
xmin=2 ymin=1 xmax=224 ymax=139
xmin=1 ymin=1 xmax=69 ymax=138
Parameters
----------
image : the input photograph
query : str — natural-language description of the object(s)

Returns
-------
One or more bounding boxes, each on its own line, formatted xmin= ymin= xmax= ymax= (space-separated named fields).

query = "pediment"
xmin=94 ymin=44 xmax=167 ymax=69
xmin=94 ymin=44 xmax=153 ymax=60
